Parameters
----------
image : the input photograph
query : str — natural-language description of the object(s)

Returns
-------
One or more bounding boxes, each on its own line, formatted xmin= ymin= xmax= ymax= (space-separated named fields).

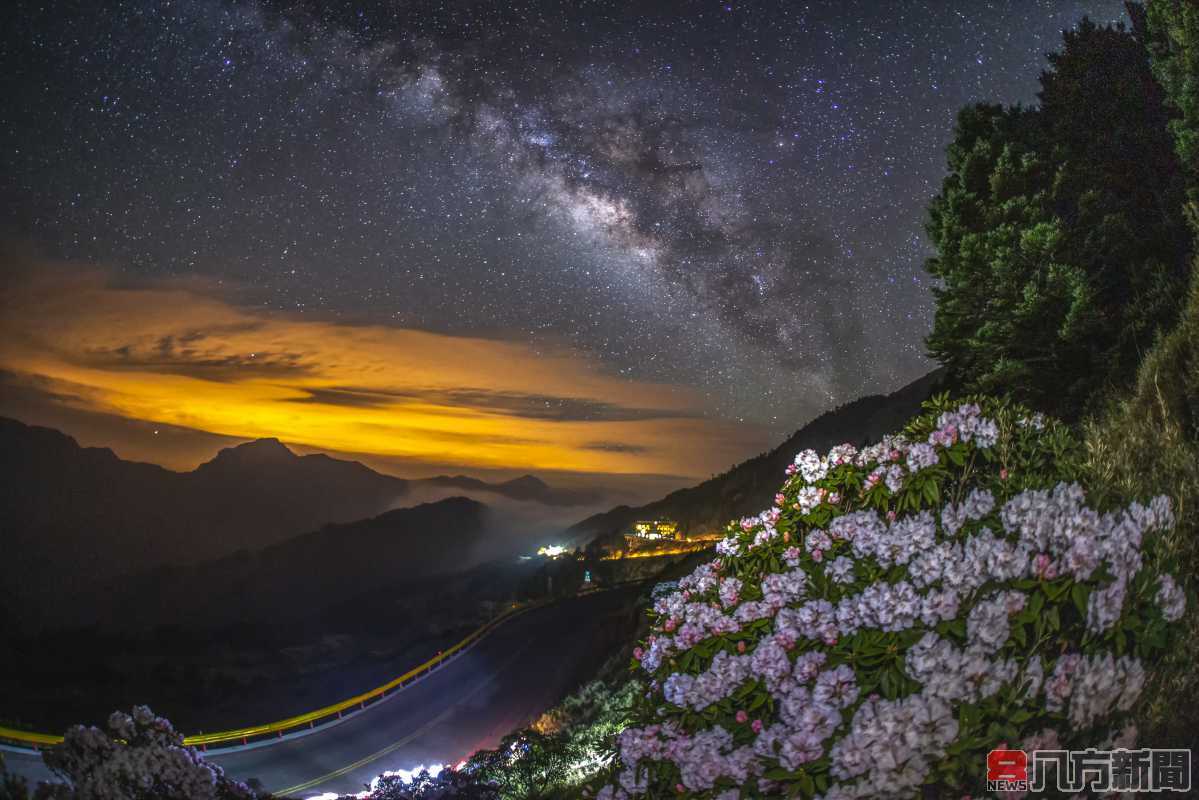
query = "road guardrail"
xmin=0 ymin=577 xmax=656 ymax=754
xmin=0 ymin=600 xmax=542 ymax=752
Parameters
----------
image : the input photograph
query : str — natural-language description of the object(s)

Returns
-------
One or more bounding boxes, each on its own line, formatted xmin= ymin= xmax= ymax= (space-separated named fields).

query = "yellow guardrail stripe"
xmin=1 ymin=578 xmax=653 ymax=751
xmin=0 ymin=728 xmax=62 ymax=746
xmin=0 ymin=601 xmax=539 ymax=749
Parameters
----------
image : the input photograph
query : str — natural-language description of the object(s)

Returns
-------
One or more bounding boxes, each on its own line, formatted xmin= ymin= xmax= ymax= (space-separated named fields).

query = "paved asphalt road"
xmin=3 ymin=586 xmax=644 ymax=798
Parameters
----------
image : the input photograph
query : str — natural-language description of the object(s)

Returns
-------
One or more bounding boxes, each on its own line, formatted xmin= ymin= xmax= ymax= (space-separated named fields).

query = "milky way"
xmin=2 ymin=0 xmax=1126 ymax=433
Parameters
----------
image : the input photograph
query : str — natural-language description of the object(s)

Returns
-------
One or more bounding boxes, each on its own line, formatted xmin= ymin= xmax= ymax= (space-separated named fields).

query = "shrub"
xmin=353 ymin=768 xmax=498 ymax=800
xmin=36 ymin=706 xmax=259 ymax=800
xmin=461 ymin=657 xmax=644 ymax=799
xmin=600 ymin=396 xmax=1187 ymax=799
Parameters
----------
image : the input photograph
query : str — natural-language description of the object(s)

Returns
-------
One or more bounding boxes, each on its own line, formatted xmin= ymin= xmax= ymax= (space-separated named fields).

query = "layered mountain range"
xmin=0 ymin=417 xmax=594 ymax=627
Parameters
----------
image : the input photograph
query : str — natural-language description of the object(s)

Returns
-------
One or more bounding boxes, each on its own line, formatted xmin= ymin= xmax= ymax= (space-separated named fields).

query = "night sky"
xmin=0 ymin=0 xmax=1126 ymax=484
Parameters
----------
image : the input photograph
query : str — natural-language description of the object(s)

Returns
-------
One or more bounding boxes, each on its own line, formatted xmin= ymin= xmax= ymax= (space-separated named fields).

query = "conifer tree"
xmin=925 ymin=12 xmax=1191 ymax=419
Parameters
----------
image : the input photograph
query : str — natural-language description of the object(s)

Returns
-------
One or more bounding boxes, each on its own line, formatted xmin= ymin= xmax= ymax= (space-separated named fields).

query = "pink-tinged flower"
xmin=775 ymin=493 xmax=787 ymax=507
xmin=828 ymin=492 xmax=841 ymax=505
xmin=1000 ymin=468 xmax=1009 ymax=481
xmin=675 ymin=784 xmax=685 ymax=794
xmin=890 ymin=449 xmax=902 ymax=462
xmin=664 ymin=618 xmax=677 ymax=632
xmin=751 ymin=719 xmax=763 ymax=733
xmin=811 ymin=549 xmax=823 ymax=562
xmin=736 ymin=710 xmax=749 ymax=724
xmin=737 ymin=641 xmax=747 ymax=653
xmin=713 ymin=559 xmax=722 ymax=570
xmin=886 ymin=510 xmax=897 ymax=522
xmin=633 ymin=647 xmax=644 ymax=661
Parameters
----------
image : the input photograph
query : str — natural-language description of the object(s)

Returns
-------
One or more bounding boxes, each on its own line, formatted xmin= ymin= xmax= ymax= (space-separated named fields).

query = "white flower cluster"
xmin=931 ymin=402 xmax=999 ymax=448
xmin=613 ymin=724 xmax=759 ymax=794
xmin=792 ymin=404 xmax=994 ymax=507
xmin=793 ymin=448 xmax=830 ymax=483
xmin=1044 ymin=652 xmax=1146 ymax=729
xmin=906 ymin=632 xmax=1019 ymax=703
xmin=663 ymin=650 xmax=750 ymax=711
xmin=1156 ymin=573 xmax=1186 ymax=621
xmin=826 ymin=692 xmax=959 ymax=798
xmin=639 ymin=566 xmax=809 ymax=673
xmin=43 ymin=706 xmax=254 ymax=800
xmin=1018 ymin=412 xmax=1047 ymax=430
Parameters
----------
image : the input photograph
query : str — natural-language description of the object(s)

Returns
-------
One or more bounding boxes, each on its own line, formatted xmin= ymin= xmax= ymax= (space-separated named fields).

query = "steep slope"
xmin=570 ymin=370 xmax=945 ymax=551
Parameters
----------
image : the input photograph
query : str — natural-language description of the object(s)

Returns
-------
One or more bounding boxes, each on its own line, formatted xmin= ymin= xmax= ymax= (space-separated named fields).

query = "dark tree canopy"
xmin=1145 ymin=0 xmax=1199 ymax=225
xmin=925 ymin=12 xmax=1192 ymax=419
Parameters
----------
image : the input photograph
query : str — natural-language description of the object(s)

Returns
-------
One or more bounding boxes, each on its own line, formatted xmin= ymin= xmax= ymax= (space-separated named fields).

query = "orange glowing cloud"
xmin=0 ymin=258 xmax=768 ymax=477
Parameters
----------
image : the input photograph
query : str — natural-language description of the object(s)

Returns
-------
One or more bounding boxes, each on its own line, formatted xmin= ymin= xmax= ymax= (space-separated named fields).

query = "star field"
xmin=2 ymin=0 xmax=1128 ymax=435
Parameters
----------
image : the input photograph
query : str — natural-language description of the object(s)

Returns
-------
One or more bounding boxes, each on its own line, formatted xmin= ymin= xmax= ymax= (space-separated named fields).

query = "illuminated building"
xmin=630 ymin=520 xmax=681 ymax=541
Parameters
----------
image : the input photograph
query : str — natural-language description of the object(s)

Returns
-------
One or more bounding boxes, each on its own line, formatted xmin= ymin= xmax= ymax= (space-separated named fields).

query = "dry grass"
xmin=1083 ymin=262 xmax=1199 ymax=749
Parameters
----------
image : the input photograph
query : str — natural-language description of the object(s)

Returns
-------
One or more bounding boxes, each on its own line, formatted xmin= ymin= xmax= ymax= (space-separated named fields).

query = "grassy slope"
xmin=1084 ymin=261 xmax=1199 ymax=749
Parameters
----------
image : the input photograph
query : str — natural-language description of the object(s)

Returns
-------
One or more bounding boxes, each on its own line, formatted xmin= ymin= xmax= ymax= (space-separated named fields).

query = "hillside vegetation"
xmin=571 ymin=371 xmax=943 ymax=553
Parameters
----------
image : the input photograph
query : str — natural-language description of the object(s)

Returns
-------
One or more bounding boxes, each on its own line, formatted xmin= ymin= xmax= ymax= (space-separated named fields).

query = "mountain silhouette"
xmin=425 ymin=472 xmax=602 ymax=506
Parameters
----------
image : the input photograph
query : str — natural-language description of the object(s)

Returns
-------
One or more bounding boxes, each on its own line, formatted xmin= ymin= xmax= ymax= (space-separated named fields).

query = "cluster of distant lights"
xmin=535 ymin=544 xmax=567 ymax=558
xmin=308 ymin=761 xmax=466 ymax=799
xmin=306 ymin=743 xmax=612 ymax=798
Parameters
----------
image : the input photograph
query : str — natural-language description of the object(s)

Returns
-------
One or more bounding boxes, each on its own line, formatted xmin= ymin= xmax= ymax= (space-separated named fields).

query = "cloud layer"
xmin=0 ymin=257 xmax=766 ymax=476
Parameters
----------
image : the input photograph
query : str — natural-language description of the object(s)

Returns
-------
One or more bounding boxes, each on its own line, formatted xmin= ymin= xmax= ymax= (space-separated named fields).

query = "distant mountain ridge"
xmin=570 ymin=370 xmax=945 ymax=551
xmin=53 ymin=496 xmax=493 ymax=631
xmin=0 ymin=417 xmax=598 ymax=622
xmin=426 ymin=473 xmax=604 ymax=506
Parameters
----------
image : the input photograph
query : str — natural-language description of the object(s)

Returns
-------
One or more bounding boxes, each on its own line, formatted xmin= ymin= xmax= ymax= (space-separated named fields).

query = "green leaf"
xmin=763 ymin=768 xmax=800 ymax=781
xmin=1071 ymin=582 xmax=1091 ymax=616
xmin=1028 ymin=590 xmax=1045 ymax=616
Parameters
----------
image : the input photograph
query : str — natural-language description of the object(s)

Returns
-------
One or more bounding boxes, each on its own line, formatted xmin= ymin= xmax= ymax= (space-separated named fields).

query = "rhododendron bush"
xmin=37 ymin=706 xmax=258 ymax=800
xmin=601 ymin=396 xmax=1188 ymax=799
